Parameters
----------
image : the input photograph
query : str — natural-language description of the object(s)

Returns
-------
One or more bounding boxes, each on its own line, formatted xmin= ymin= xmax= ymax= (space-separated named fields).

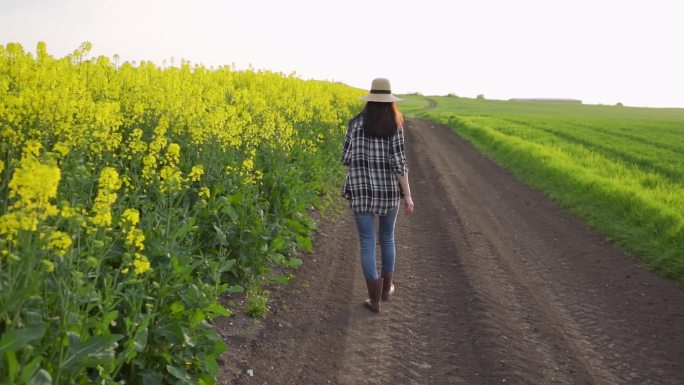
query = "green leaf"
xmin=173 ymin=219 xmax=197 ymax=239
xmin=133 ymin=325 xmax=149 ymax=352
xmin=227 ymin=285 xmax=244 ymax=294
xmin=101 ymin=310 xmax=119 ymax=329
xmin=23 ymin=311 xmax=44 ymax=328
xmin=302 ymin=216 xmax=317 ymax=230
xmin=181 ymin=327 xmax=195 ymax=347
xmin=285 ymin=218 xmax=308 ymax=234
xmin=60 ymin=334 xmax=122 ymax=371
xmin=170 ymin=301 xmax=185 ymax=314
xmin=180 ymin=284 xmax=206 ymax=309
xmin=27 ymin=369 xmax=52 ymax=385
xmin=269 ymin=253 xmax=286 ymax=264
xmin=0 ymin=326 xmax=46 ymax=355
xmin=140 ymin=369 xmax=163 ymax=385
xmin=217 ymin=259 xmax=236 ymax=275
xmin=212 ymin=224 xmax=228 ymax=246
xmin=270 ymin=236 xmax=286 ymax=252
xmin=271 ymin=275 xmax=290 ymax=285
xmin=221 ymin=205 xmax=239 ymax=220
xmin=203 ymin=302 xmax=232 ymax=318
xmin=227 ymin=192 xmax=243 ymax=206
xmin=7 ymin=350 xmax=19 ymax=383
xmin=153 ymin=322 xmax=184 ymax=345
xmin=166 ymin=365 xmax=197 ymax=385
xmin=295 ymin=234 xmax=312 ymax=252
xmin=286 ymin=257 xmax=303 ymax=269
xmin=20 ymin=356 xmax=42 ymax=383
xmin=190 ymin=309 xmax=206 ymax=326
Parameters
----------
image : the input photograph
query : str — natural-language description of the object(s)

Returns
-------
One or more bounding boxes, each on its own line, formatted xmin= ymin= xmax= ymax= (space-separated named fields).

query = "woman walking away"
xmin=342 ymin=78 xmax=414 ymax=313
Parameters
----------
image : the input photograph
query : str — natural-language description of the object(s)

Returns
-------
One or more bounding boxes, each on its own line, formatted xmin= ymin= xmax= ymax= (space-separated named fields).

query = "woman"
xmin=342 ymin=78 xmax=414 ymax=313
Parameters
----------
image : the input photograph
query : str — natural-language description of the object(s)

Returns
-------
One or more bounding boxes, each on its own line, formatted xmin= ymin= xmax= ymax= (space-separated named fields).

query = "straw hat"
xmin=360 ymin=78 xmax=402 ymax=102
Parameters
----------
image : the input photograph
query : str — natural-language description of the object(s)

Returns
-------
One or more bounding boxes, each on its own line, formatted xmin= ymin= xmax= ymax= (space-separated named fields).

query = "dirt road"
xmin=216 ymin=119 xmax=684 ymax=385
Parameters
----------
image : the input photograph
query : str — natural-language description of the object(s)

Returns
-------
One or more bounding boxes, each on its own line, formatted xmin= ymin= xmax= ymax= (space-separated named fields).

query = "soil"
xmin=214 ymin=119 xmax=684 ymax=385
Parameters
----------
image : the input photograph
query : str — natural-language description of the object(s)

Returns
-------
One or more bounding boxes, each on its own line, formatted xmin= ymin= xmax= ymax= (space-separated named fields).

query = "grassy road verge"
xmin=400 ymin=95 xmax=684 ymax=281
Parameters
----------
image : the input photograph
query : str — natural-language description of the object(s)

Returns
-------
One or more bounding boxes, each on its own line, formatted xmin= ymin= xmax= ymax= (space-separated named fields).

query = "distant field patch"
xmin=401 ymin=95 xmax=684 ymax=281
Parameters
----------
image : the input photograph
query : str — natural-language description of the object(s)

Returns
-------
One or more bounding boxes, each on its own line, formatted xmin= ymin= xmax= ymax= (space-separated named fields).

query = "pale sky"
xmin=1 ymin=0 xmax=683 ymax=107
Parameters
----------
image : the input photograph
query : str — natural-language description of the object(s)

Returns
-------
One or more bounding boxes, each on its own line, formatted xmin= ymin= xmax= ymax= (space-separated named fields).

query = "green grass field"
xmin=400 ymin=94 xmax=684 ymax=281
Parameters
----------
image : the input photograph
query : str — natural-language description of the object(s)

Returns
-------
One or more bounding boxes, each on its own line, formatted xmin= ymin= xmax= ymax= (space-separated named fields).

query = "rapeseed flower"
xmin=166 ymin=143 xmax=181 ymax=166
xmin=125 ymin=228 xmax=145 ymax=251
xmin=133 ymin=253 xmax=151 ymax=275
xmin=121 ymin=208 xmax=145 ymax=252
xmin=52 ymin=142 xmax=70 ymax=157
xmin=126 ymin=128 xmax=147 ymax=160
xmin=8 ymin=157 xmax=61 ymax=214
xmin=121 ymin=175 xmax=132 ymax=192
xmin=149 ymin=119 xmax=169 ymax=155
xmin=60 ymin=204 xmax=78 ymax=219
xmin=120 ymin=208 xmax=140 ymax=226
xmin=91 ymin=167 xmax=121 ymax=228
xmin=91 ymin=207 xmax=113 ymax=228
xmin=1 ymin=157 xmax=61 ymax=242
xmin=22 ymin=140 xmax=42 ymax=160
xmin=187 ymin=165 xmax=204 ymax=182
xmin=59 ymin=203 xmax=86 ymax=227
xmin=242 ymin=157 xmax=254 ymax=173
xmin=0 ymin=213 xmax=21 ymax=243
xmin=98 ymin=167 xmax=122 ymax=191
xmin=47 ymin=230 xmax=72 ymax=256
xmin=160 ymin=165 xmax=183 ymax=192
xmin=240 ymin=155 xmax=262 ymax=185
xmin=199 ymin=187 xmax=211 ymax=200
xmin=42 ymin=259 xmax=55 ymax=272
xmin=142 ymin=154 xmax=157 ymax=181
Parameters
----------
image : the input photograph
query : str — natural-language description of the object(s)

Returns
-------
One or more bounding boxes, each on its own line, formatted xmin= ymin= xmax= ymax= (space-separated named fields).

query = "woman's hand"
xmin=404 ymin=196 xmax=414 ymax=216
xmin=396 ymin=174 xmax=413 ymax=216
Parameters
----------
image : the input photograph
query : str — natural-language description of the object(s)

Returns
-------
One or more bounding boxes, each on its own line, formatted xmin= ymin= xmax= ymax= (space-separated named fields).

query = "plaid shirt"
xmin=342 ymin=114 xmax=408 ymax=215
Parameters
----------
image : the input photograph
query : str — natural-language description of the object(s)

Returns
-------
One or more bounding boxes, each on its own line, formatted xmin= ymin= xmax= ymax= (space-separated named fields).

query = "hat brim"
xmin=360 ymin=94 xmax=403 ymax=102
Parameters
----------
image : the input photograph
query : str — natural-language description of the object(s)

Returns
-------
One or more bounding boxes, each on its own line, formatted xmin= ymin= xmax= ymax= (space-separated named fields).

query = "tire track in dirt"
xmin=404 ymin=119 xmax=684 ymax=384
xmin=405 ymin=119 xmax=591 ymax=384
xmin=216 ymin=119 xmax=684 ymax=385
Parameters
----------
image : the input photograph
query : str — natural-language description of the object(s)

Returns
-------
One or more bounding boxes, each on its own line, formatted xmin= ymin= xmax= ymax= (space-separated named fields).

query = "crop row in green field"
xmin=0 ymin=42 xmax=363 ymax=384
xmin=401 ymin=94 xmax=684 ymax=282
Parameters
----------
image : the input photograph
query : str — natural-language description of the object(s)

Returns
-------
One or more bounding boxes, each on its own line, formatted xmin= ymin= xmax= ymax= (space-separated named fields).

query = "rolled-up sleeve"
xmin=341 ymin=121 xmax=352 ymax=166
xmin=389 ymin=130 xmax=408 ymax=175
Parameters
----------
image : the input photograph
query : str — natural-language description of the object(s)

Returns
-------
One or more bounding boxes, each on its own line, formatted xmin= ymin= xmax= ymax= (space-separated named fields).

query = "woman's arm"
xmin=397 ymin=174 xmax=414 ymax=216
xmin=390 ymin=129 xmax=413 ymax=215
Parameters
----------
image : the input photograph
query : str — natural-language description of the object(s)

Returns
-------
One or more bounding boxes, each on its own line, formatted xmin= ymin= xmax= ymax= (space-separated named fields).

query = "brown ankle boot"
xmin=381 ymin=271 xmax=395 ymax=301
xmin=364 ymin=278 xmax=383 ymax=313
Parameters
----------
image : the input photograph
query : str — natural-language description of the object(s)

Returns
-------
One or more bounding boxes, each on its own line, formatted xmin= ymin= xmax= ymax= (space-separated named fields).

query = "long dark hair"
xmin=361 ymin=102 xmax=404 ymax=138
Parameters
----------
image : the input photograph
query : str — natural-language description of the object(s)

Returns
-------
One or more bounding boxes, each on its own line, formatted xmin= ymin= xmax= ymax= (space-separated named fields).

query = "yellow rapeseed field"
xmin=0 ymin=42 xmax=363 ymax=383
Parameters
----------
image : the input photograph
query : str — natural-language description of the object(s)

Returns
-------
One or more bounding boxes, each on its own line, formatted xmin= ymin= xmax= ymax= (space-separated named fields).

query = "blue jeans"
xmin=353 ymin=206 xmax=399 ymax=280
